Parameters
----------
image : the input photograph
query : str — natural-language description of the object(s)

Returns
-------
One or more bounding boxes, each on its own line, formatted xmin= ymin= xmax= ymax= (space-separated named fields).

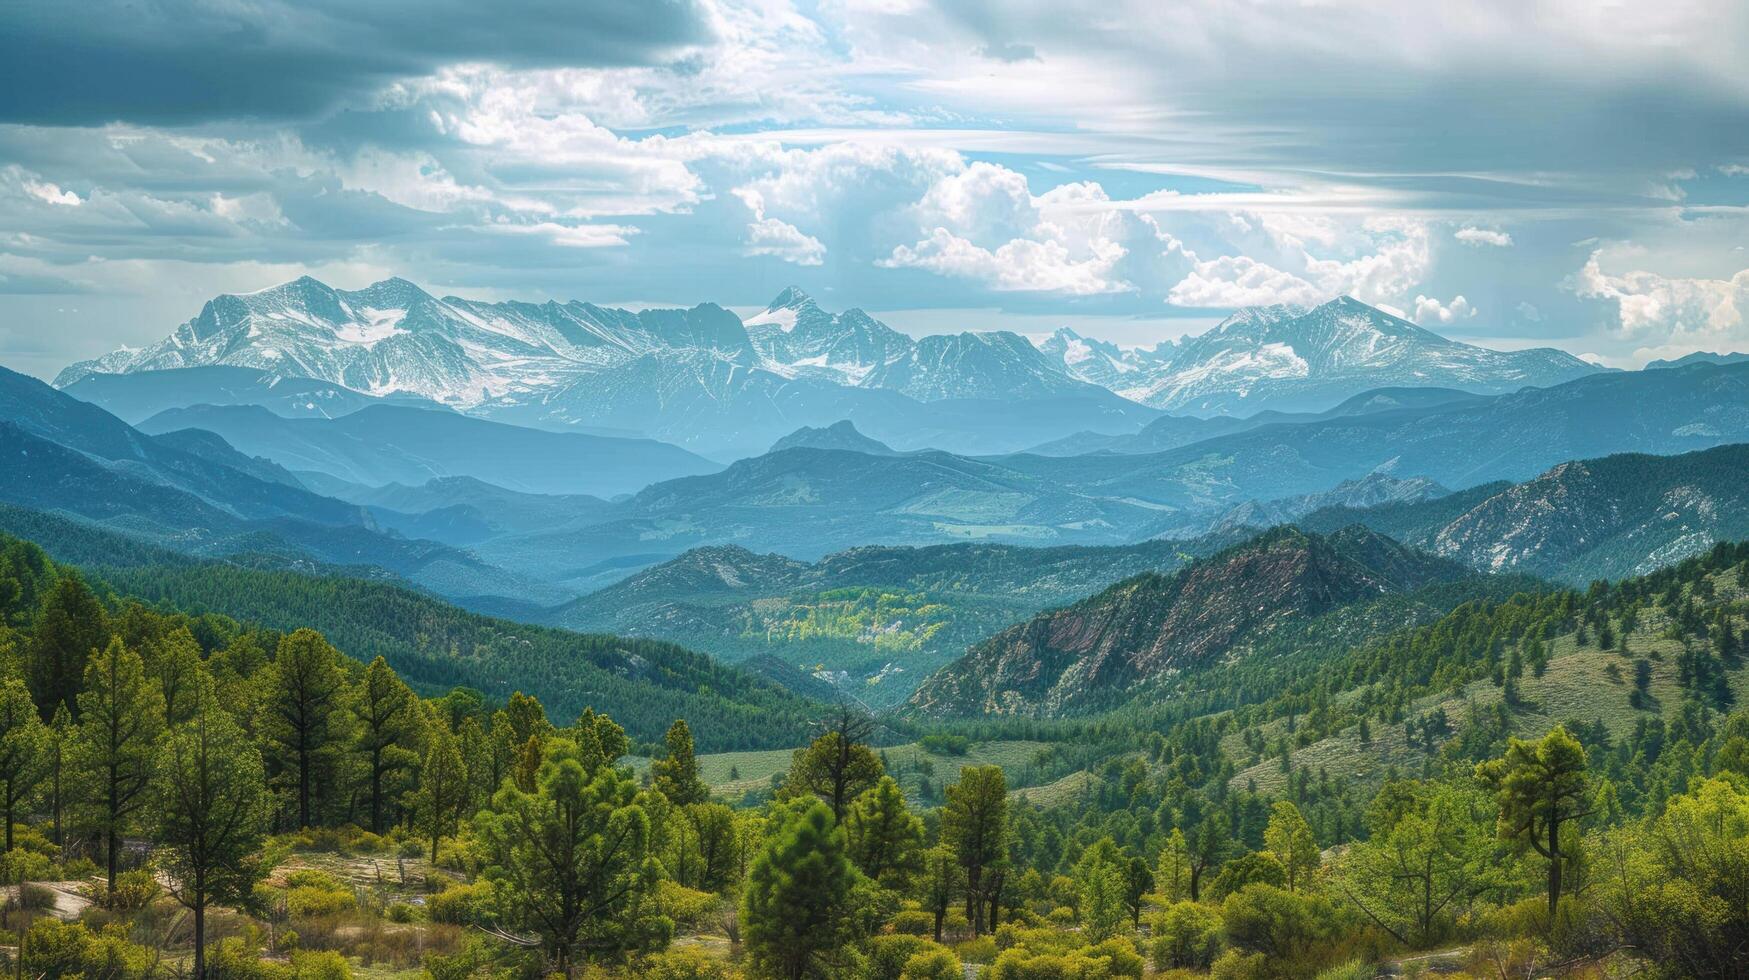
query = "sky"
xmin=2 ymin=0 xmax=1747 ymax=381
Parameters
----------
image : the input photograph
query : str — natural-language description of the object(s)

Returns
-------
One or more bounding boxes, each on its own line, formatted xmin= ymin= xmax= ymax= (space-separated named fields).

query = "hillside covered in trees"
xmin=1 ymin=516 xmax=1749 ymax=979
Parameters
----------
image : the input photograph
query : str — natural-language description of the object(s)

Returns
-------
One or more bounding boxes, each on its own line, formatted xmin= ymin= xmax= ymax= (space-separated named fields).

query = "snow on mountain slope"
xmin=1039 ymin=297 xmax=1601 ymax=415
xmin=58 ymin=279 xmax=1599 ymax=455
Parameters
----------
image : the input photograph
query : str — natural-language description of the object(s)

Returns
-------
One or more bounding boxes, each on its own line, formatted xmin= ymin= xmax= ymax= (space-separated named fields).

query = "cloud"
xmin=883 ymin=229 xmax=1129 ymax=295
xmin=1455 ymin=226 xmax=1513 ymax=247
xmin=1412 ymin=294 xmax=1476 ymax=325
xmin=1569 ymin=250 xmax=1749 ymax=352
xmin=0 ymin=0 xmax=713 ymax=125
xmin=744 ymin=217 xmax=826 ymax=266
xmin=1166 ymin=254 xmax=1324 ymax=308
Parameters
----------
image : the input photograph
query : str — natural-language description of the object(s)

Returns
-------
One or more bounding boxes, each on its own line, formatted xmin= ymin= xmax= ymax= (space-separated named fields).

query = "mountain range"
xmin=58 ymin=276 xmax=1599 ymax=458
xmin=57 ymin=276 xmax=1154 ymax=458
xmin=1035 ymin=297 xmax=1600 ymax=413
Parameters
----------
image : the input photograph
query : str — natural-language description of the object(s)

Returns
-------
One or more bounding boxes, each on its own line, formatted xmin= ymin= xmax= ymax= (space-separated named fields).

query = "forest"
xmin=1 ymin=527 xmax=1748 ymax=979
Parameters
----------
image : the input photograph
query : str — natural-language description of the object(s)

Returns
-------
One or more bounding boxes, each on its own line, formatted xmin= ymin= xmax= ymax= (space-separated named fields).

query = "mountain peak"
xmin=768 ymin=419 xmax=897 ymax=456
xmin=766 ymin=286 xmax=814 ymax=311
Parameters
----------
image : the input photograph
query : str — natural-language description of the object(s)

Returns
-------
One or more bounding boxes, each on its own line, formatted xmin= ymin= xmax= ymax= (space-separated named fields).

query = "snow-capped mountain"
xmin=1041 ymin=297 xmax=1601 ymax=415
xmin=58 ymin=278 xmax=1148 ymax=457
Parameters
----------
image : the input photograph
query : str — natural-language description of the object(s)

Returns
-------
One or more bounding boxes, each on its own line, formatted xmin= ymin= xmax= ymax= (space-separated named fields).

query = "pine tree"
xmin=475 ymin=735 xmax=667 ymax=971
xmin=919 ymin=844 xmax=962 ymax=942
xmin=941 ymin=765 xmax=1007 ymax=936
xmin=154 ymin=683 xmax=269 ymax=980
xmin=1477 ymin=725 xmax=1592 ymax=917
xmin=651 ymin=718 xmax=707 ymax=806
xmin=25 ymin=575 xmax=107 ymax=720
xmin=352 ymin=656 xmax=421 ymax=833
xmin=0 ymin=676 xmax=51 ymax=850
xmin=70 ymin=637 xmax=165 ymax=897
xmin=742 ymin=800 xmax=867 ymax=980
xmin=1263 ymin=800 xmax=1321 ymax=892
xmin=260 ymin=629 xmax=347 ymax=829
xmin=845 ymin=775 xmax=924 ymax=890
xmin=144 ymin=626 xmax=204 ymax=727
xmin=782 ymin=707 xmax=883 ymax=823
xmin=414 ymin=722 xmax=468 ymax=863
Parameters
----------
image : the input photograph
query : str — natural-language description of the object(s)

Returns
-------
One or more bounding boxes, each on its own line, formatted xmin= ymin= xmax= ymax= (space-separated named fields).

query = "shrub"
xmin=290 ymin=949 xmax=353 ymax=980
xmin=426 ymin=879 xmax=494 ymax=926
xmin=918 ymin=734 xmax=970 ymax=756
xmin=11 ymin=882 xmax=55 ymax=911
xmin=0 ymin=848 xmax=53 ymax=883
xmin=106 ymin=867 xmax=161 ymax=911
xmin=657 ymin=880 xmax=722 ymax=931
xmin=283 ymin=869 xmax=345 ymax=890
xmin=1312 ymin=960 xmax=1376 ymax=980
xmin=1152 ymin=901 xmax=1224 ymax=971
xmin=889 ymin=909 xmax=936 ymax=936
xmin=1046 ymin=905 xmax=1076 ymax=925
xmin=865 ymin=934 xmax=936 ymax=980
xmin=956 ymin=935 xmax=997 ymax=964
xmin=900 ymin=948 xmax=963 ymax=980
xmin=286 ymin=884 xmax=355 ymax=918
xmin=637 ymin=947 xmax=742 ymax=979
xmin=385 ymin=901 xmax=417 ymax=923
xmin=23 ymin=919 xmax=153 ymax=980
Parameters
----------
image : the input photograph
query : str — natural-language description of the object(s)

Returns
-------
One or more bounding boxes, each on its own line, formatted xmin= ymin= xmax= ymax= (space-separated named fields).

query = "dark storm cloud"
xmin=0 ymin=0 xmax=712 ymax=126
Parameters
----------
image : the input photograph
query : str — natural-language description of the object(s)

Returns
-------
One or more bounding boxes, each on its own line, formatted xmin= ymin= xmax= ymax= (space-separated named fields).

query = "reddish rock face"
xmin=908 ymin=525 xmax=1465 ymax=717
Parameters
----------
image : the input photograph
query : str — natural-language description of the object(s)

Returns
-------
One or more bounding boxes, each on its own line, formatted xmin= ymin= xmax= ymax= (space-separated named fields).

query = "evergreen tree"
xmin=782 ymin=707 xmax=883 ymax=823
xmin=845 ymin=776 xmax=924 ymax=890
xmin=475 ymin=735 xmax=667 ymax=971
xmin=414 ymin=721 xmax=468 ymax=863
xmin=0 ymin=676 xmax=50 ymax=850
xmin=352 ymin=656 xmax=421 ymax=833
xmin=143 ymin=626 xmax=204 ymax=727
xmin=260 ymin=629 xmax=348 ymax=828
xmin=1156 ymin=828 xmax=1190 ymax=903
xmin=70 ymin=637 xmax=165 ymax=896
xmin=1477 ymin=725 xmax=1592 ymax=917
xmin=25 ymin=575 xmax=106 ymax=720
xmin=919 ymin=844 xmax=962 ymax=943
xmin=742 ymin=800 xmax=867 ymax=980
xmin=941 ymin=765 xmax=1007 ymax=936
xmin=651 ymin=718 xmax=707 ymax=806
xmin=1264 ymin=800 xmax=1321 ymax=892
xmin=154 ymin=683 xmax=269 ymax=980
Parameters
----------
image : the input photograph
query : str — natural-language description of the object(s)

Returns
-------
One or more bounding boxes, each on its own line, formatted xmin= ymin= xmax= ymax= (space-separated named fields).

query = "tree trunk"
xmin=932 ymin=907 xmax=944 ymax=942
xmin=1547 ymin=818 xmax=1562 ymax=919
xmin=106 ymin=829 xmax=118 ymax=896
xmin=299 ymin=746 xmax=311 ymax=828
xmin=193 ymin=901 xmax=206 ymax=979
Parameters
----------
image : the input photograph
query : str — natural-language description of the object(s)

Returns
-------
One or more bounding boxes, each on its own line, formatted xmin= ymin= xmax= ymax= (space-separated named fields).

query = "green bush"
xmin=283 ymin=869 xmax=345 ymax=890
xmin=865 ymin=934 xmax=936 ymax=980
xmin=889 ymin=909 xmax=936 ymax=936
xmin=1152 ymin=901 xmax=1224 ymax=970
xmin=918 ymin=734 xmax=970 ymax=756
xmin=290 ymin=949 xmax=353 ymax=980
xmin=107 ymin=867 xmax=162 ymax=911
xmin=426 ymin=879 xmax=494 ymax=925
xmin=900 ymin=947 xmax=963 ymax=980
xmin=286 ymin=884 xmax=355 ymax=918
xmin=955 ymin=935 xmax=997 ymax=964
xmin=637 ymin=947 xmax=742 ymax=979
xmin=0 ymin=847 xmax=53 ymax=883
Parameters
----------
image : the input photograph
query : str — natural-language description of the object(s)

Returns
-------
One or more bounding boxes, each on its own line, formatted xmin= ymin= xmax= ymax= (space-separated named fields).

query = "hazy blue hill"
xmin=137 ymin=402 xmax=721 ymax=498
xmin=1026 ymin=386 xmax=1489 ymax=456
xmin=1001 ymin=361 xmax=1749 ymax=512
xmin=62 ymin=364 xmax=447 ymax=424
xmin=768 ymin=420 xmax=898 ymax=455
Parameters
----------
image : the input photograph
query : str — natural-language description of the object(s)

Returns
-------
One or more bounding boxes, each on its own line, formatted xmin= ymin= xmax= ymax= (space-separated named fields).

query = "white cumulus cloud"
xmin=1455 ymin=226 xmax=1513 ymax=247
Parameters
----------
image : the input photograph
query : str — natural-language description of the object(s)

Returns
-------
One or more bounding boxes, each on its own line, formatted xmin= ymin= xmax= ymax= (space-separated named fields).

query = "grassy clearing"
xmin=684 ymin=738 xmax=1055 ymax=800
